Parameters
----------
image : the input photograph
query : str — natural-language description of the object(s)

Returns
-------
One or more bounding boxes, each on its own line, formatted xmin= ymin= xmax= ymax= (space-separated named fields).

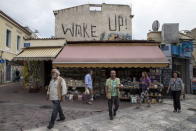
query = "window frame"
xmin=89 ymin=6 xmax=102 ymax=12
xmin=6 ymin=29 xmax=11 ymax=48
xmin=17 ymin=35 xmax=21 ymax=50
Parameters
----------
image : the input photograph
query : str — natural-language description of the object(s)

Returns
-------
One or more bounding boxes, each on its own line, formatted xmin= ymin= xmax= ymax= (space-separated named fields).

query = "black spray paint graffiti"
xmin=108 ymin=15 xmax=128 ymax=31
xmin=61 ymin=23 xmax=97 ymax=38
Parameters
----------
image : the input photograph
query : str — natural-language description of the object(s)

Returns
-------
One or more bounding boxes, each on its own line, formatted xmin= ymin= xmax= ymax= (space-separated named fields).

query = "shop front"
xmin=0 ymin=52 xmax=16 ymax=83
xmin=191 ymin=42 xmax=196 ymax=94
xmin=53 ymin=42 xmax=169 ymax=103
xmin=14 ymin=46 xmax=63 ymax=90
xmin=171 ymin=41 xmax=193 ymax=93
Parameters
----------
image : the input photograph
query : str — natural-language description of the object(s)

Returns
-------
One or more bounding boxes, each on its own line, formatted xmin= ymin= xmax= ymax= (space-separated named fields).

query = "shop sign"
xmin=24 ymin=43 xmax=31 ymax=47
xmin=161 ymin=45 xmax=169 ymax=51
xmin=0 ymin=59 xmax=6 ymax=63
xmin=180 ymin=41 xmax=193 ymax=57
xmin=171 ymin=41 xmax=193 ymax=58
xmin=171 ymin=45 xmax=180 ymax=56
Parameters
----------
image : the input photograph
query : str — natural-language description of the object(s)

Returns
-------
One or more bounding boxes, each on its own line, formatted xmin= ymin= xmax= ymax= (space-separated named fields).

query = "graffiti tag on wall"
xmin=62 ymin=23 xmax=97 ymax=38
xmin=61 ymin=14 xmax=131 ymax=40
xmin=108 ymin=15 xmax=128 ymax=31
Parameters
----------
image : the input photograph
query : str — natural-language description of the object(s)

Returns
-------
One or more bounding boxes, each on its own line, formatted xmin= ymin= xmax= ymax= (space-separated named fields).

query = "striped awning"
xmin=14 ymin=47 xmax=62 ymax=61
xmin=53 ymin=45 xmax=169 ymax=68
xmin=2 ymin=52 xmax=16 ymax=61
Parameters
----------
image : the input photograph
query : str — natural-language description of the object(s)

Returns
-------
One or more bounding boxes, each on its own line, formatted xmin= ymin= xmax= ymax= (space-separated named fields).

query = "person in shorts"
xmin=84 ymin=70 xmax=93 ymax=104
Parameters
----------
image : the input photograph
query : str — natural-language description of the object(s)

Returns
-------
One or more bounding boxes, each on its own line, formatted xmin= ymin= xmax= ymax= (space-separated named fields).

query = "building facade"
xmin=54 ymin=4 xmax=133 ymax=41
xmin=14 ymin=38 xmax=66 ymax=88
xmin=0 ymin=10 xmax=32 ymax=83
xmin=148 ymin=24 xmax=193 ymax=94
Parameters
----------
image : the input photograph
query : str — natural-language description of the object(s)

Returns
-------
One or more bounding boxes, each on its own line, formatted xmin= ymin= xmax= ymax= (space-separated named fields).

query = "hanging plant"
xmin=22 ymin=62 xmax=30 ymax=88
xmin=0 ymin=64 xmax=4 ymax=84
xmin=29 ymin=61 xmax=42 ymax=89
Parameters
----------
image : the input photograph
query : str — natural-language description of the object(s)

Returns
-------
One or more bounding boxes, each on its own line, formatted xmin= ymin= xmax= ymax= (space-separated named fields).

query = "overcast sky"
xmin=0 ymin=0 xmax=195 ymax=39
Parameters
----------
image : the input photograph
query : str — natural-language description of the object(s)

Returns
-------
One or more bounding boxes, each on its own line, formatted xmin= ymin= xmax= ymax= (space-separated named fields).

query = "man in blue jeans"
xmin=105 ymin=70 xmax=120 ymax=120
xmin=47 ymin=69 xmax=67 ymax=129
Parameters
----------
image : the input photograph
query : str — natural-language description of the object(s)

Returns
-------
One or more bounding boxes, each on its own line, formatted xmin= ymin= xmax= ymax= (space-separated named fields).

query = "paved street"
xmin=0 ymin=83 xmax=196 ymax=131
xmin=0 ymin=83 xmax=131 ymax=131
xmin=26 ymin=99 xmax=196 ymax=131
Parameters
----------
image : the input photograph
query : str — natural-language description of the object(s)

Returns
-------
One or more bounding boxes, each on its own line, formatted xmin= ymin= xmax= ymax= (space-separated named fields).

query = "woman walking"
xmin=138 ymin=72 xmax=151 ymax=108
xmin=167 ymin=72 xmax=184 ymax=113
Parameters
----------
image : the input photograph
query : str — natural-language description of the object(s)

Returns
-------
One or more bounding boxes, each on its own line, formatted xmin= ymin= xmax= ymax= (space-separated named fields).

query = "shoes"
xmin=47 ymin=124 xmax=54 ymax=129
xmin=177 ymin=110 xmax=181 ymax=113
xmin=173 ymin=110 xmax=177 ymax=113
xmin=90 ymin=97 xmax=94 ymax=101
xmin=87 ymin=101 xmax=92 ymax=105
xmin=147 ymin=104 xmax=151 ymax=108
xmin=57 ymin=118 xmax=65 ymax=121
xmin=110 ymin=116 xmax=113 ymax=120
xmin=113 ymin=111 xmax=116 ymax=117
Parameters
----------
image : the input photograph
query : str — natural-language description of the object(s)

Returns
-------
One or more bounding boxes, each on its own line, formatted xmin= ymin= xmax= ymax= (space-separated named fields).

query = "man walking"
xmin=47 ymin=69 xmax=67 ymax=129
xmin=84 ymin=70 xmax=93 ymax=104
xmin=15 ymin=69 xmax=20 ymax=82
xmin=105 ymin=70 xmax=121 ymax=120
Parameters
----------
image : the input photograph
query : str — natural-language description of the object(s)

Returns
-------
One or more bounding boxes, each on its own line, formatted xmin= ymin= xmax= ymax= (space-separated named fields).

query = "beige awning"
xmin=14 ymin=47 xmax=62 ymax=61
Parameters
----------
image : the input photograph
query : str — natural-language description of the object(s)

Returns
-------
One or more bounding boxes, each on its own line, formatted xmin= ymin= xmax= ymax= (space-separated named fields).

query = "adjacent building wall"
xmin=162 ymin=23 xmax=179 ymax=44
xmin=147 ymin=31 xmax=162 ymax=42
xmin=147 ymin=24 xmax=193 ymax=93
xmin=54 ymin=4 xmax=133 ymax=41
xmin=24 ymin=39 xmax=66 ymax=48
xmin=0 ymin=15 xmax=30 ymax=55
xmin=0 ymin=11 xmax=31 ymax=82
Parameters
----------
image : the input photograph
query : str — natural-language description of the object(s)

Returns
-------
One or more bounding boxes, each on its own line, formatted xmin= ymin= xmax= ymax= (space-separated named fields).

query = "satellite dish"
xmin=34 ymin=29 xmax=39 ymax=33
xmin=152 ymin=20 xmax=160 ymax=32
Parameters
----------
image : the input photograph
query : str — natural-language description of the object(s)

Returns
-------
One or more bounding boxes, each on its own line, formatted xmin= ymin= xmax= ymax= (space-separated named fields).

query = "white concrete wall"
xmin=54 ymin=4 xmax=132 ymax=41
xmin=147 ymin=32 xmax=162 ymax=42
xmin=24 ymin=39 xmax=66 ymax=48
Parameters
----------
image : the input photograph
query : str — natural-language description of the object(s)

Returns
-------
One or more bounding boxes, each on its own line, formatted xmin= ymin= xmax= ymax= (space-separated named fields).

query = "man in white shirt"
xmin=47 ymin=69 xmax=67 ymax=129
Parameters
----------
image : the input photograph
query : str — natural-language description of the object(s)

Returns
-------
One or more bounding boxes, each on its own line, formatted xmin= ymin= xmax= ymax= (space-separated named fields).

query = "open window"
xmin=89 ymin=6 xmax=102 ymax=11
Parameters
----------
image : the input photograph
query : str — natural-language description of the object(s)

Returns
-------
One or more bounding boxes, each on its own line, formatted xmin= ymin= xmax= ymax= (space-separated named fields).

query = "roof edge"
xmin=179 ymin=33 xmax=194 ymax=40
xmin=25 ymin=37 xmax=65 ymax=40
xmin=66 ymin=40 xmax=159 ymax=44
xmin=22 ymin=46 xmax=64 ymax=49
xmin=53 ymin=3 xmax=130 ymax=14
xmin=0 ymin=10 xmax=31 ymax=35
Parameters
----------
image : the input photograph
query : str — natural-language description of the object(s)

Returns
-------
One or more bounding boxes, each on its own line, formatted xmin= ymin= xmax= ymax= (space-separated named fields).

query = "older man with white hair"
xmin=47 ymin=69 xmax=67 ymax=129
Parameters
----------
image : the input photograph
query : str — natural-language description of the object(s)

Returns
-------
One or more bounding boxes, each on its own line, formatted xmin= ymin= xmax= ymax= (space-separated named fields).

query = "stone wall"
xmin=54 ymin=4 xmax=132 ymax=41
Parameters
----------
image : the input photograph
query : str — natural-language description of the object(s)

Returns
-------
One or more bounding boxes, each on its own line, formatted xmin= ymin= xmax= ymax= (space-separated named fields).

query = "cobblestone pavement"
xmin=0 ymin=82 xmax=131 ymax=131
xmin=26 ymin=99 xmax=196 ymax=131
xmin=0 ymin=101 xmax=102 ymax=131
